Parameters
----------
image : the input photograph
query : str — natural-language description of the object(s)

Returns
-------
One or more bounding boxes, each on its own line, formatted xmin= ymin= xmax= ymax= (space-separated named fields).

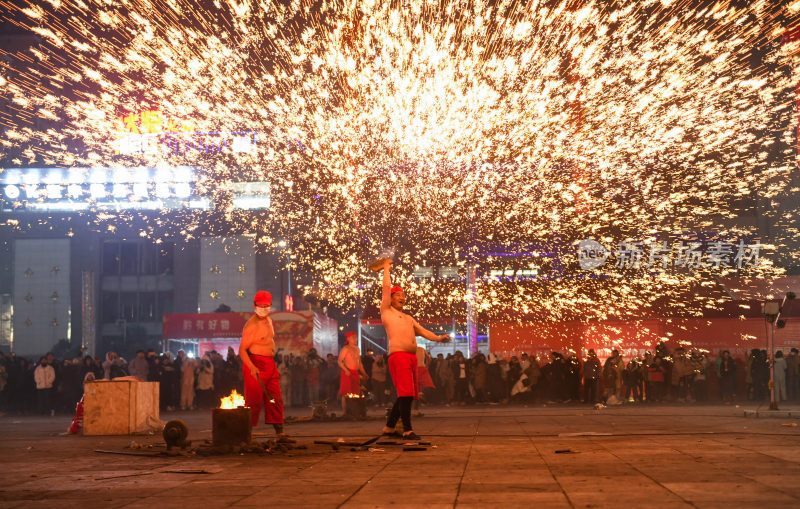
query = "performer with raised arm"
xmin=378 ymin=259 xmax=450 ymax=440
xmin=239 ymin=290 xmax=289 ymax=441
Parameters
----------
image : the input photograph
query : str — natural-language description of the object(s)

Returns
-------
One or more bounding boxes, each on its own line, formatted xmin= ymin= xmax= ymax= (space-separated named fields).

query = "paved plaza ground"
xmin=1 ymin=403 xmax=799 ymax=508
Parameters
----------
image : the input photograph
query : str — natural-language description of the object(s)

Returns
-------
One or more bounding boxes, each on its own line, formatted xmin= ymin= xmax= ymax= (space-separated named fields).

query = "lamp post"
xmin=764 ymin=292 xmax=796 ymax=411
xmin=466 ymin=263 xmax=478 ymax=358
xmin=278 ymin=240 xmax=292 ymax=311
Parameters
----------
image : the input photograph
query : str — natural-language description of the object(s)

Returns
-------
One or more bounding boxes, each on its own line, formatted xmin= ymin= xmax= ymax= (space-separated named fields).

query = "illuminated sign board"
xmin=488 ymin=268 xmax=540 ymax=280
xmin=231 ymin=182 xmax=270 ymax=210
xmin=0 ymin=167 xmax=270 ymax=212
xmin=113 ymin=110 xmax=256 ymax=156
xmin=116 ymin=110 xmax=195 ymax=134
xmin=0 ymin=166 xmax=206 ymax=211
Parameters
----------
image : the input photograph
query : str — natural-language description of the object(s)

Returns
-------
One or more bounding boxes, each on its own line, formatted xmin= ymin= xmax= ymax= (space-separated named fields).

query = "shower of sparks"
xmin=0 ymin=0 xmax=798 ymax=336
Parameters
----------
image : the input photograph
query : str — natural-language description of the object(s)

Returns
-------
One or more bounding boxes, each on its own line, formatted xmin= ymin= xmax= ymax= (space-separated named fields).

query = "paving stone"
xmin=569 ymin=499 xmax=693 ymax=509
xmin=455 ymin=490 xmax=571 ymax=506
xmin=457 ymin=481 xmax=560 ymax=492
xmin=348 ymin=485 xmax=457 ymax=505
xmin=159 ymin=484 xmax=265 ymax=497
xmin=567 ymin=488 xmax=690 ymax=506
xmin=661 ymin=481 xmax=800 ymax=504
xmin=119 ymin=496 xmax=245 ymax=509
xmin=692 ymin=502 xmax=792 ymax=509
xmin=233 ymin=490 xmax=352 ymax=507
xmin=19 ymin=501 xmax=140 ymax=509
xmin=345 ymin=504 xmax=455 ymax=509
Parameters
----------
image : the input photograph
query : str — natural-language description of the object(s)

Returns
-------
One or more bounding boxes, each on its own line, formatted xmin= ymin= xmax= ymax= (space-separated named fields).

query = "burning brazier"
xmin=344 ymin=393 xmax=366 ymax=419
xmin=213 ymin=390 xmax=251 ymax=447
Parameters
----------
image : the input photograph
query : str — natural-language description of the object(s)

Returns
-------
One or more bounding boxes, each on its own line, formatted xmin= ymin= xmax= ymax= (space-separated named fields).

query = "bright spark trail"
xmin=0 ymin=1 xmax=798 ymax=337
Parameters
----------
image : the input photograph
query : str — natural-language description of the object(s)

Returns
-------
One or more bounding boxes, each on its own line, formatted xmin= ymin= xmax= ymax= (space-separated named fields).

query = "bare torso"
xmin=381 ymin=306 xmax=418 ymax=354
xmin=339 ymin=345 xmax=361 ymax=371
xmin=240 ymin=315 xmax=276 ymax=357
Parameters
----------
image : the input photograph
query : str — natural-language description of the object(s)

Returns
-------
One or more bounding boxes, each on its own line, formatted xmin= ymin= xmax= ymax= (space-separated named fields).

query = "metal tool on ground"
xmin=377 ymin=439 xmax=432 ymax=446
xmin=360 ymin=435 xmax=382 ymax=447
xmin=163 ymin=419 xmax=191 ymax=450
xmin=374 ymin=437 xmax=433 ymax=451
xmin=94 ymin=449 xmax=163 ymax=457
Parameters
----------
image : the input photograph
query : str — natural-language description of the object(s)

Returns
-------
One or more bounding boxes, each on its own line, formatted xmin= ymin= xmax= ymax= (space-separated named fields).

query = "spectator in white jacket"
xmin=774 ymin=351 xmax=788 ymax=402
xmin=195 ymin=354 xmax=215 ymax=409
xmin=128 ymin=350 xmax=150 ymax=381
xmin=34 ymin=357 xmax=55 ymax=415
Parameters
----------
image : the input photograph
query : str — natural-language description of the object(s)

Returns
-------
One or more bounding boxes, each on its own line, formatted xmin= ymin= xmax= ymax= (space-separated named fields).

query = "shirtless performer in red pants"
xmin=239 ymin=290 xmax=289 ymax=440
xmin=338 ymin=331 xmax=368 ymax=414
xmin=379 ymin=260 xmax=450 ymax=440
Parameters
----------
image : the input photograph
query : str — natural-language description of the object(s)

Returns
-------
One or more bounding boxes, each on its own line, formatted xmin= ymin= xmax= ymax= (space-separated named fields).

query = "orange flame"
xmin=345 ymin=393 xmax=362 ymax=398
xmin=220 ymin=389 xmax=245 ymax=409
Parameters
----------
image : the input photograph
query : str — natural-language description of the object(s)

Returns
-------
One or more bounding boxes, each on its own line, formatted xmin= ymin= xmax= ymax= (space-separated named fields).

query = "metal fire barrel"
xmin=345 ymin=396 xmax=366 ymax=419
xmin=212 ymin=407 xmax=252 ymax=447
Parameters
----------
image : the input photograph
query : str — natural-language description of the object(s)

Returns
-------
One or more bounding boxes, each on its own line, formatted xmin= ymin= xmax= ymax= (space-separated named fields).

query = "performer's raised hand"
xmin=369 ymin=257 xmax=393 ymax=272
xmin=438 ymin=334 xmax=452 ymax=343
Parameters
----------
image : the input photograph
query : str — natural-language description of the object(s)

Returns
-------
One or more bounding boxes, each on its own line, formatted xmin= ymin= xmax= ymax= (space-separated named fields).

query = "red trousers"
xmin=243 ymin=354 xmax=283 ymax=426
xmin=389 ymin=351 xmax=419 ymax=399
xmin=339 ymin=369 xmax=361 ymax=395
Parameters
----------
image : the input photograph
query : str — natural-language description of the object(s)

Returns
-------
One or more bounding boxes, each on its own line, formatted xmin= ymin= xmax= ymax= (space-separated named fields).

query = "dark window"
xmin=138 ymin=292 xmax=156 ymax=322
xmin=157 ymin=291 xmax=173 ymax=316
xmin=101 ymin=291 xmax=119 ymax=323
xmin=157 ymin=243 xmax=174 ymax=274
xmin=120 ymin=292 xmax=138 ymax=321
xmin=140 ymin=243 xmax=157 ymax=275
xmin=102 ymin=243 xmax=120 ymax=276
xmin=120 ymin=243 xmax=139 ymax=276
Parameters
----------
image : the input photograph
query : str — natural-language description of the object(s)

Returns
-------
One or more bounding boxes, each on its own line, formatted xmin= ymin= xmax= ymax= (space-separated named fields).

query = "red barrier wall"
xmin=490 ymin=318 xmax=800 ymax=360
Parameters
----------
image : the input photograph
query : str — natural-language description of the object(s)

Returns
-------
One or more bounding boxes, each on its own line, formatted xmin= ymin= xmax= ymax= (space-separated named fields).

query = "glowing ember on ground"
xmin=220 ymin=389 xmax=245 ymax=409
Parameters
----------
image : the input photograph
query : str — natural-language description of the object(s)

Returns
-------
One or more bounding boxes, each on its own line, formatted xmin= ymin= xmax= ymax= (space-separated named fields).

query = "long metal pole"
xmin=466 ymin=263 xmax=478 ymax=358
xmin=357 ymin=297 xmax=363 ymax=354
xmin=286 ymin=244 xmax=292 ymax=311
xmin=770 ymin=322 xmax=777 ymax=410
xmin=769 ymin=294 xmax=789 ymax=411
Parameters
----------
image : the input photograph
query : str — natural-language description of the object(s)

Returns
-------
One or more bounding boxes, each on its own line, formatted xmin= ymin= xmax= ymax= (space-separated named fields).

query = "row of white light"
xmin=231 ymin=195 xmax=271 ymax=210
xmin=23 ymin=197 xmax=212 ymax=211
xmin=489 ymin=269 xmax=540 ymax=277
xmin=1 ymin=166 xmax=196 ymax=185
xmin=3 ymin=182 xmax=192 ymax=200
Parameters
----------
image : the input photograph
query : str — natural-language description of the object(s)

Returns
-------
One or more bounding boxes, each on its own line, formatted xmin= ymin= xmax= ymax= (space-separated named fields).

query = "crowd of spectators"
xmin=0 ymin=348 xmax=245 ymax=415
xmin=0 ymin=344 xmax=798 ymax=416
xmin=410 ymin=345 xmax=800 ymax=407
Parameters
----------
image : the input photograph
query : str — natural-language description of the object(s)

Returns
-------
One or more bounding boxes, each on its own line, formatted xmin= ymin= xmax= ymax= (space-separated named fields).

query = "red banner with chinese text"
xmin=164 ymin=310 xmax=338 ymax=358
xmin=162 ymin=312 xmax=251 ymax=339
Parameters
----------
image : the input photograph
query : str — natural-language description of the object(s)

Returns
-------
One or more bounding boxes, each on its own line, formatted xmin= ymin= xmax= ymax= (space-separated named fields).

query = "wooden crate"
xmin=83 ymin=381 xmax=159 ymax=435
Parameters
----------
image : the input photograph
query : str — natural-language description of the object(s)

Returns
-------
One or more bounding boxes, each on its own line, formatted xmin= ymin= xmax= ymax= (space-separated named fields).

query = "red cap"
xmin=390 ymin=286 xmax=404 ymax=294
xmin=345 ymin=331 xmax=357 ymax=339
xmin=253 ymin=290 xmax=272 ymax=307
